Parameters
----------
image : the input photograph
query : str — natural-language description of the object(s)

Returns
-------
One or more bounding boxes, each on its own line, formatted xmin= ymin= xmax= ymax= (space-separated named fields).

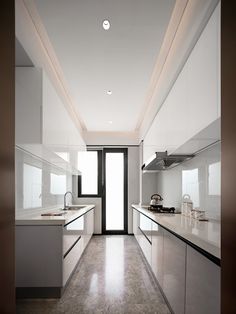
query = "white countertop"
xmin=15 ymin=205 xmax=95 ymax=226
xmin=132 ymin=204 xmax=220 ymax=260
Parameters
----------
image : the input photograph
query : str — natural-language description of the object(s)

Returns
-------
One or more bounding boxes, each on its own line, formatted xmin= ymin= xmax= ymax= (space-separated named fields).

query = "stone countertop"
xmin=15 ymin=205 xmax=95 ymax=226
xmin=132 ymin=204 xmax=220 ymax=261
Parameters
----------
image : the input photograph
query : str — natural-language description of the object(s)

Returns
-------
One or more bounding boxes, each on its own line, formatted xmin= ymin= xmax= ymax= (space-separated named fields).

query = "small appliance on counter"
xmin=148 ymin=194 xmax=176 ymax=213
xmin=190 ymin=209 xmax=208 ymax=221
xmin=150 ymin=194 xmax=163 ymax=207
xmin=181 ymin=194 xmax=193 ymax=216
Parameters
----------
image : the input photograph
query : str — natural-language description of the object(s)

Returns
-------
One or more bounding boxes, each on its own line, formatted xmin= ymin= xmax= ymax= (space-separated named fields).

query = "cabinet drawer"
xmin=139 ymin=214 xmax=152 ymax=243
xmin=138 ymin=214 xmax=152 ymax=265
xmin=139 ymin=232 xmax=152 ymax=266
xmin=63 ymin=236 xmax=83 ymax=286
xmin=151 ymin=223 xmax=164 ymax=287
xmin=63 ymin=216 xmax=84 ymax=256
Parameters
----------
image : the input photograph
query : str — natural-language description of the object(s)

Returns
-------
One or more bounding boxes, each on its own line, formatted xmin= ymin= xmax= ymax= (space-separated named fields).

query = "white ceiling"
xmin=33 ymin=0 xmax=175 ymax=132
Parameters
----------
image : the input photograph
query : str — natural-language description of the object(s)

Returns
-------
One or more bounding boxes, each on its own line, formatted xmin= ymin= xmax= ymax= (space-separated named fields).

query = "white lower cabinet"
xmin=133 ymin=208 xmax=220 ymax=314
xmin=63 ymin=208 xmax=95 ymax=286
xmin=185 ymin=245 xmax=220 ymax=314
xmin=151 ymin=223 xmax=164 ymax=288
xmin=133 ymin=209 xmax=152 ymax=266
xmin=163 ymin=230 xmax=186 ymax=314
xmin=83 ymin=209 xmax=94 ymax=249
xmin=16 ymin=225 xmax=63 ymax=288
xmin=63 ymin=235 xmax=84 ymax=286
xmin=16 ymin=208 xmax=94 ymax=297
xmin=133 ymin=208 xmax=139 ymax=237
xmin=138 ymin=213 xmax=152 ymax=266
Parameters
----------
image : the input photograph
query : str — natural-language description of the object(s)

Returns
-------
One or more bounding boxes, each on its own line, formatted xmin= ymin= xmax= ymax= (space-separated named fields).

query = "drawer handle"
xmin=138 ymin=226 xmax=152 ymax=245
xmin=63 ymin=235 xmax=81 ymax=259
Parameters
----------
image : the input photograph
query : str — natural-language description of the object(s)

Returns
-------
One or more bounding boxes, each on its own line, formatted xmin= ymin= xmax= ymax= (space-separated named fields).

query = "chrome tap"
xmin=64 ymin=191 xmax=73 ymax=210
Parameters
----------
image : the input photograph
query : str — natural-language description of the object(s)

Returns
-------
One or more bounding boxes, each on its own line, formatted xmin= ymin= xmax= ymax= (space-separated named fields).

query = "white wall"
xmin=128 ymin=147 xmax=140 ymax=233
xmin=156 ymin=142 xmax=221 ymax=220
xmin=141 ymin=172 xmax=158 ymax=205
xmin=15 ymin=147 xmax=72 ymax=215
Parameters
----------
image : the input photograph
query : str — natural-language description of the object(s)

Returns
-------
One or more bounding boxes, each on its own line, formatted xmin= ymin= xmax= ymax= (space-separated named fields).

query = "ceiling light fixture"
xmin=108 ymin=120 xmax=113 ymax=124
xmin=107 ymin=90 xmax=112 ymax=95
xmin=103 ymin=20 xmax=110 ymax=30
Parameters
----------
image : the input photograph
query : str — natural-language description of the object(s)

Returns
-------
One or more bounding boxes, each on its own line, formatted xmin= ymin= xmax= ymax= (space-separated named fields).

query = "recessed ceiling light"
xmin=107 ymin=90 xmax=112 ymax=95
xmin=108 ymin=120 xmax=113 ymax=124
xmin=103 ymin=20 xmax=110 ymax=30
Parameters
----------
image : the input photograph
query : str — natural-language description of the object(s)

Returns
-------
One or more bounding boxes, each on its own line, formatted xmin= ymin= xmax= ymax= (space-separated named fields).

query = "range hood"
xmin=142 ymin=151 xmax=194 ymax=171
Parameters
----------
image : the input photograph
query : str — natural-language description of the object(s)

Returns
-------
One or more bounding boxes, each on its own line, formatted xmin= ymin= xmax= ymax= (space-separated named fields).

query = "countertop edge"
xmin=15 ymin=205 xmax=95 ymax=226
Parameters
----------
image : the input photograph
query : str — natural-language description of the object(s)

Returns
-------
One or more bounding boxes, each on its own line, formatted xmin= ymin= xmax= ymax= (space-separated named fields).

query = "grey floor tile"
xmin=16 ymin=235 xmax=170 ymax=314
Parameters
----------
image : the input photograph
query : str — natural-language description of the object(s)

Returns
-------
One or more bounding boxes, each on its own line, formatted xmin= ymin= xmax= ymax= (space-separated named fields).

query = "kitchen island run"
xmin=132 ymin=204 xmax=220 ymax=314
xmin=132 ymin=204 xmax=220 ymax=261
xmin=15 ymin=205 xmax=95 ymax=298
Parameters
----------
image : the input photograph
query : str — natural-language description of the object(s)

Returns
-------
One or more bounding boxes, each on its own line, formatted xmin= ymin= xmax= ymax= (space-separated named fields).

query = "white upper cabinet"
xmin=15 ymin=67 xmax=42 ymax=145
xmin=15 ymin=67 xmax=86 ymax=171
xmin=42 ymin=74 xmax=85 ymax=149
xmin=185 ymin=4 xmax=220 ymax=133
xmin=143 ymin=4 xmax=220 ymax=163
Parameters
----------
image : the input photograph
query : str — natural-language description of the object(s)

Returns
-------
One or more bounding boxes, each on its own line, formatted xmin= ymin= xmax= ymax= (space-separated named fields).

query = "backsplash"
xmin=156 ymin=142 xmax=221 ymax=220
xmin=15 ymin=147 xmax=72 ymax=214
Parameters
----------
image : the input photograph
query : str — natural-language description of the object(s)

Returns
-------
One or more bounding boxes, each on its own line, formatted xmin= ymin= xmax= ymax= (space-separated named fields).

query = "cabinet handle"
xmin=63 ymin=235 xmax=81 ymax=259
xmin=138 ymin=226 xmax=152 ymax=245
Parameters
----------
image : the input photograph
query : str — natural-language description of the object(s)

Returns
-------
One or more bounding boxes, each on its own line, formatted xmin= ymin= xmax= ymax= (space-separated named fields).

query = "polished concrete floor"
xmin=16 ymin=235 xmax=170 ymax=314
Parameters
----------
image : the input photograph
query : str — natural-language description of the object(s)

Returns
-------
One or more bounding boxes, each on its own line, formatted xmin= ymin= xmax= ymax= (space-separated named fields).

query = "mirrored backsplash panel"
xmin=156 ymin=142 xmax=221 ymax=220
xmin=15 ymin=147 xmax=72 ymax=214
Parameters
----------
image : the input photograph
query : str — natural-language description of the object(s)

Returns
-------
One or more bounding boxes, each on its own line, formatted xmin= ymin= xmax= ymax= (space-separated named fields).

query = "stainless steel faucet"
xmin=64 ymin=191 xmax=73 ymax=210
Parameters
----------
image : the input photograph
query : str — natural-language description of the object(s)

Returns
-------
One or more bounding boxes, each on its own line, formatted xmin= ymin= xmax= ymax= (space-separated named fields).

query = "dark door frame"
xmin=221 ymin=1 xmax=236 ymax=313
xmin=102 ymin=148 xmax=128 ymax=234
xmin=0 ymin=1 xmax=15 ymax=313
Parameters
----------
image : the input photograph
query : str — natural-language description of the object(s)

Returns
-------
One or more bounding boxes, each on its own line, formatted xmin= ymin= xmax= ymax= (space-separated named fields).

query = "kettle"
xmin=150 ymin=194 xmax=163 ymax=207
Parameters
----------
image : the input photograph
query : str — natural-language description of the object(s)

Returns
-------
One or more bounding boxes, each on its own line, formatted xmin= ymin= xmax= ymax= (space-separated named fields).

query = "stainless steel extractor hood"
xmin=142 ymin=151 xmax=194 ymax=171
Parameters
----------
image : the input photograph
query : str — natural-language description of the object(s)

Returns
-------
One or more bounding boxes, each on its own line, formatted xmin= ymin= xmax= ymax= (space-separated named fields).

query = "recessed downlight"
xmin=108 ymin=120 xmax=113 ymax=124
xmin=107 ymin=90 xmax=112 ymax=95
xmin=103 ymin=20 xmax=110 ymax=30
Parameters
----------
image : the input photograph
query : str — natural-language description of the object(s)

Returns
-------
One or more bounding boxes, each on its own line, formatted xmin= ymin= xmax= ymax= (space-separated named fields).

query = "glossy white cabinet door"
xmin=132 ymin=209 xmax=139 ymax=238
xmin=15 ymin=67 xmax=42 ymax=146
xmin=83 ymin=208 xmax=94 ymax=249
xmin=185 ymin=3 xmax=220 ymax=134
xmin=185 ymin=245 xmax=220 ymax=314
xmin=138 ymin=214 xmax=152 ymax=266
xmin=15 ymin=67 xmax=85 ymax=171
xmin=133 ymin=210 xmax=152 ymax=266
xmin=163 ymin=230 xmax=186 ymax=314
xmin=143 ymin=4 xmax=220 ymax=162
xmin=16 ymin=225 xmax=62 ymax=287
xmin=63 ymin=236 xmax=84 ymax=286
xmin=42 ymin=73 xmax=85 ymax=149
xmin=151 ymin=223 xmax=164 ymax=288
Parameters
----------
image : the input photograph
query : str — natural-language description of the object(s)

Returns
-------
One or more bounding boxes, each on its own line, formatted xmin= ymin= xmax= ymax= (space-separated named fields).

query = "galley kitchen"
xmin=0 ymin=1 xmax=236 ymax=314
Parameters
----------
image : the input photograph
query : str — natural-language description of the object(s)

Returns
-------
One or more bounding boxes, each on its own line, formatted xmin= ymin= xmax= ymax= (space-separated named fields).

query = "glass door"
xmin=102 ymin=148 xmax=128 ymax=234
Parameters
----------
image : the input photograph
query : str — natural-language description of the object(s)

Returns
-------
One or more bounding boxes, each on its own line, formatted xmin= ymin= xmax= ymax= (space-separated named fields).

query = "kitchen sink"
xmin=41 ymin=212 xmax=65 ymax=216
xmin=41 ymin=206 xmax=87 ymax=216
